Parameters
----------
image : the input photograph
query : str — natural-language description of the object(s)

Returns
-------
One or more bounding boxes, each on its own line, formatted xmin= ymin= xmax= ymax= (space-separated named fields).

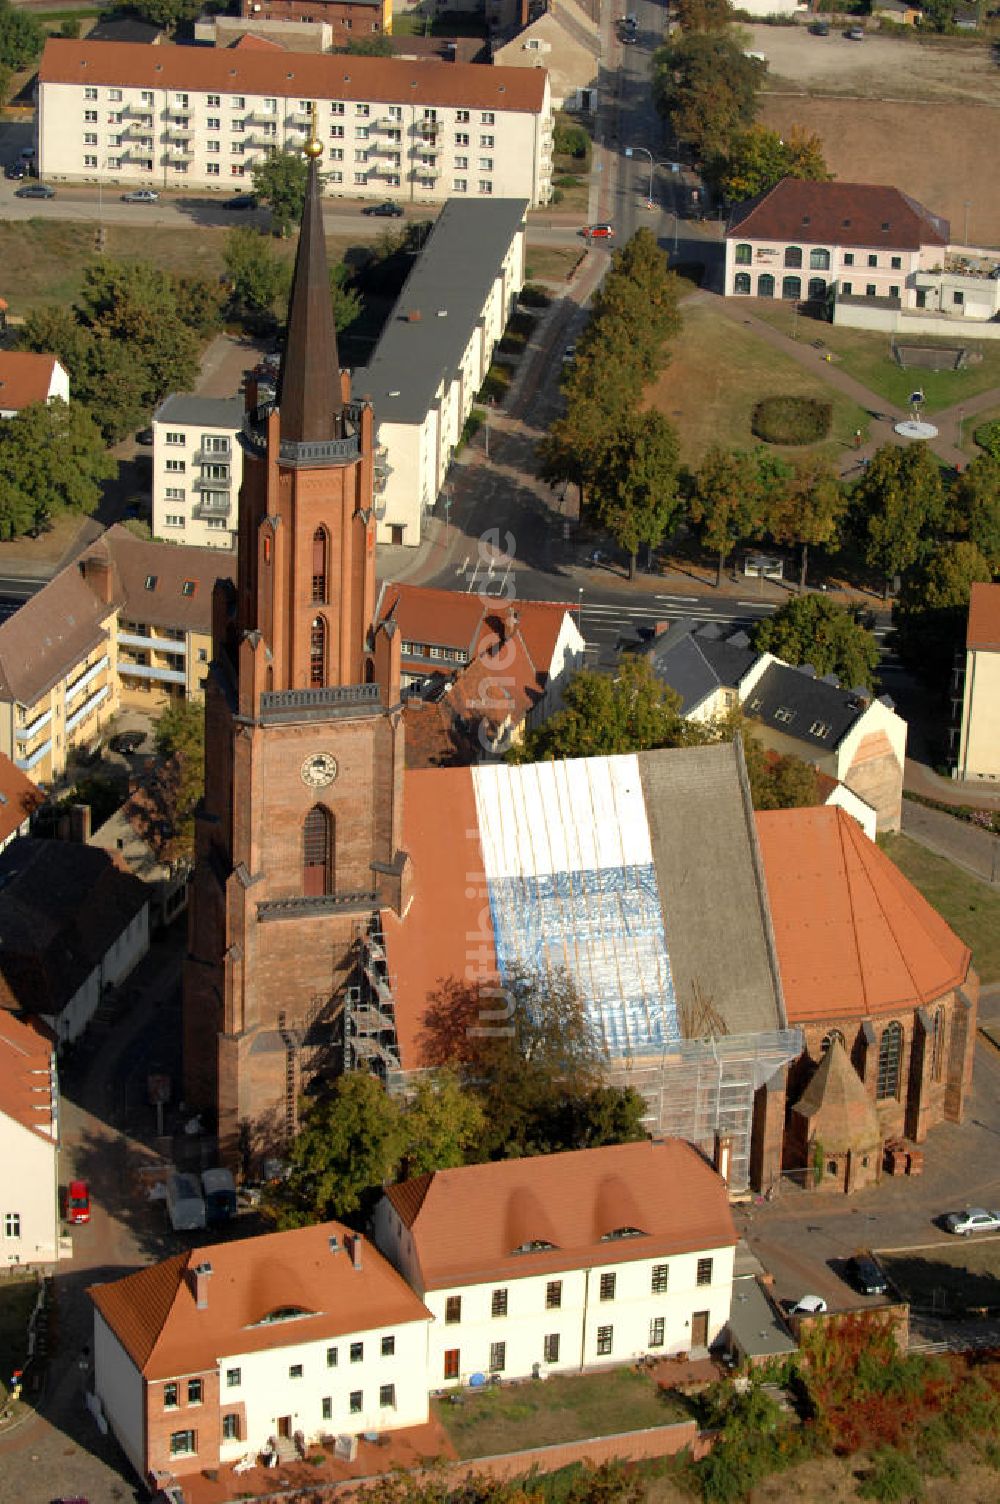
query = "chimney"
xmin=328 ymin=1234 xmax=341 ymax=1256
xmin=504 ymin=607 xmax=520 ymax=643
xmin=713 ymin=1132 xmax=732 ymax=1186
xmin=69 ymin=803 xmax=91 ymax=844
xmin=654 ymin=621 xmax=670 ymax=638
xmin=80 ymin=552 xmax=114 ymax=605
xmin=348 ymin=1233 xmax=363 ymax=1271
xmin=192 ymin=1261 xmax=213 ymax=1309
xmin=520 ymin=0 xmax=530 ymax=27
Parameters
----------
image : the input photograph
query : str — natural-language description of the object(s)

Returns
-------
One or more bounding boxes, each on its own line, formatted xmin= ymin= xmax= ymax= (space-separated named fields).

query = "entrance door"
xmin=690 ymin=1311 xmax=709 ymax=1349
xmin=277 ymin=1415 xmax=292 ymax=1439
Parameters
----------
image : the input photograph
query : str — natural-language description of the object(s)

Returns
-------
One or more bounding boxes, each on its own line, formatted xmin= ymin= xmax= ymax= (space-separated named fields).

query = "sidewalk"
xmin=901 ymin=799 xmax=1000 ymax=885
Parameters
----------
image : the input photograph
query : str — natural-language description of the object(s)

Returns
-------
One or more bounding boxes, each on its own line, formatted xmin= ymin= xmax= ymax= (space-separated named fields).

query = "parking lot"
xmin=749 ymin=21 xmax=1000 ymax=104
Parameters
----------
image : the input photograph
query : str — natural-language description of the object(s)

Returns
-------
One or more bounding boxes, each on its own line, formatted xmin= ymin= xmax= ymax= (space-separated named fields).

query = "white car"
xmin=121 ymin=188 xmax=159 ymax=204
xmin=944 ymin=1208 xmax=1000 ymax=1237
xmin=791 ymin=1294 xmax=827 ymax=1316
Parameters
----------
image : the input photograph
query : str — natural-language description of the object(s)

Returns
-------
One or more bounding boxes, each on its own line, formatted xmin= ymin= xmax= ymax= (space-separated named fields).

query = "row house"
xmin=371 ymin=1140 xmax=738 ymax=1387
xmin=35 ymin=40 xmax=553 ymax=207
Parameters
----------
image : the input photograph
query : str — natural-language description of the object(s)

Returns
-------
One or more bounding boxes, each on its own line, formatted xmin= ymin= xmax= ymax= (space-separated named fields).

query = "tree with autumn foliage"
xmin=588 ymin=409 xmax=682 ymax=579
xmin=126 ymin=698 xmax=205 ymax=868
xmin=689 ymin=446 xmax=763 ymax=586
xmin=717 ymin=127 xmax=832 ymax=203
xmin=849 ymin=442 xmax=946 ymax=597
xmin=764 ymin=453 xmax=847 ymax=589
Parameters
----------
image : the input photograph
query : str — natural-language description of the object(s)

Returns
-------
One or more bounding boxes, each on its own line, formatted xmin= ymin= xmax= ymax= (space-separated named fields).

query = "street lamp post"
xmin=625 ymin=146 xmax=654 ymax=208
xmin=578 ymin=586 xmax=584 ymax=633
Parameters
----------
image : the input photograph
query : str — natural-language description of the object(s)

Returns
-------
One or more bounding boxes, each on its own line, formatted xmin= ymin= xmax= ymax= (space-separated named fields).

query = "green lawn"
xmin=392 ymin=10 xmax=486 ymax=37
xmin=524 ymin=242 xmax=584 ymax=284
xmin=0 ymin=1275 xmax=38 ymax=1403
xmin=433 ymin=1368 xmax=690 ymax=1459
xmin=646 ymin=297 xmax=869 ymax=466
xmin=747 ymin=301 xmax=1000 ymax=414
xmin=880 ymin=833 xmax=1000 ymax=984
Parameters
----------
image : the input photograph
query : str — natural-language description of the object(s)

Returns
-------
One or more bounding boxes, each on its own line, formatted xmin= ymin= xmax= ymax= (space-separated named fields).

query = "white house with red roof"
xmin=372 ymin=1140 xmax=737 ymax=1388
xmin=952 ymin=582 xmax=1000 ymax=781
xmin=0 ymin=752 xmax=41 ymax=854
xmin=0 ymin=351 xmax=69 ymax=418
xmin=0 ymin=1014 xmax=60 ymax=1266
xmin=89 ymin=1224 xmax=431 ymax=1488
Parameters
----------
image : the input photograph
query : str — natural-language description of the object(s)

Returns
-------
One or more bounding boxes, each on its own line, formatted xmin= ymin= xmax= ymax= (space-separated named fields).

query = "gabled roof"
xmin=0 ymin=754 xmax=41 ymax=847
xmin=0 ymin=352 xmax=62 ymax=412
xmin=756 ymin=806 xmax=971 ymax=1023
xmin=87 ymin=525 xmax=233 ymax=634
xmin=378 ymin=583 xmax=571 ymax=675
xmin=791 ymin=1036 xmax=881 ymax=1152
xmin=38 ymin=39 xmax=548 ymax=113
xmin=0 ymin=1012 xmax=56 ymax=1145
xmin=643 ymin=620 xmax=759 ymax=715
xmin=744 ymin=660 xmax=875 ymax=751
xmin=0 ymin=839 xmax=149 ymax=1020
xmin=967 ymin=582 xmax=1000 ymax=651
xmin=0 ymin=561 xmax=116 ymax=706
xmin=727 ymin=179 xmax=949 ymax=251
xmin=89 ymin=1223 xmax=430 ymax=1381
xmin=384 ymin=1140 xmax=736 ymax=1291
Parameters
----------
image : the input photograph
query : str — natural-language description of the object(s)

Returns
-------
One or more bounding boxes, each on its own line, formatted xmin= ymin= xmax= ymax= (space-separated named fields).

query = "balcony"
xmin=121 ymin=103 xmax=154 ymax=119
xmin=15 ymin=707 xmax=53 ymax=744
xmin=120 ymin=144 xmax=154 ymax=162
xmin=194 ymin=473 xmax=231 ymax=492
xmin=163 ymin=119 xmax=193 ymax=137
xmin=193 ymin=496 xmax=232 ymax=519
xmin=286 ymin=110 xmax=311 ymax=129
xmin=194 ymin=444 xmax=232 ymax=464
xmin=413 ymin=120 xmax=440 ymax=139
xmin=163 ymin=145 xmax=194 ymax=162
xmin=118 ymin=631 xmax=186 ymax=656
xmin=64 ymin=654 xmax=110 ymax=703
xmin=118 ymin=661 xmax=186 ymax=687
xmin=242 ymin=132 xmax=277 ymax=151
xmin=411 ymin=165 xmax=441 ymax=182
xmin=245 ymin=109 xmax=278 ymax=126
xmin=121 ymin=118 xmax=154 ymax=138
xmin=65 ymin=682 xmax=109 ymax=734
xmin=16 ymin=738 xmax=52 ymax=773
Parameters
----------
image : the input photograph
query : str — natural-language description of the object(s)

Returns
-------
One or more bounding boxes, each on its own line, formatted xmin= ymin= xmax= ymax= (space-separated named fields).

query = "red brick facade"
xmin=146 ymin=1368 xmax=221 ymax=1480
xmin=240 ymin=0 xmax=387 ymax=30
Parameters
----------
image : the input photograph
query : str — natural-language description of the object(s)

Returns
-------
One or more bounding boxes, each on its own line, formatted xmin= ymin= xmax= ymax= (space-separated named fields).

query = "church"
xmin=182 ymin=144 xmax=979 ymax=1193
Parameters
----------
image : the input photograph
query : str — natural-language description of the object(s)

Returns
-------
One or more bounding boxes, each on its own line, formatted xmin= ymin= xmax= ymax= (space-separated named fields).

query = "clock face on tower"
xmin=300 ymin=752 xmax=338 ymax=789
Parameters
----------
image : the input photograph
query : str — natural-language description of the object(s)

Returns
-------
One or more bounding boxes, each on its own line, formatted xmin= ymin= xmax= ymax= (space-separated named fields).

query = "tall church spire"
xmin=276 ymin=125 xmax=342 ymax=444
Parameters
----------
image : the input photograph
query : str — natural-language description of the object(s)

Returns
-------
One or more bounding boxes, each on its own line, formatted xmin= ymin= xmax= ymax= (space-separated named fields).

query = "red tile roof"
xmin=0 ymin=352 xmax=61 ymax=413
xmin=967 ymin=582 xmax=1000 ymax=651
xmin=0 ymin=1013 xmax=56 ymax=1144
xmin=385 ymin=1140 xmax=737 ymax=1291
xmin=381 ymin=766 xmax=496 ymax=1070
xmin=756 ymin=806 xmax=970 ymax=1023
xmin=0 ymin=753 xmax=41 ymax=847
xmin=39 ymin=38 xmax=548 ymax=112
xmin=727 ymin=179 xmax=949 ymax=251
xmin=88 ymin=1223 xmax=430 ymax=1381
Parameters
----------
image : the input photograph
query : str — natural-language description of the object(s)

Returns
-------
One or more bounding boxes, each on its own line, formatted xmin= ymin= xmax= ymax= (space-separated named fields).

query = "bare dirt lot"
xmin=748 ymin=25 xmax=1000 ymax=246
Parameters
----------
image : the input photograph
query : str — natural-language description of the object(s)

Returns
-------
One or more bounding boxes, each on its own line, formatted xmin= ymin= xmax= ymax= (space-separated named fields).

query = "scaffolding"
xmin=345 ymin=915 xmax=401 ymax=1078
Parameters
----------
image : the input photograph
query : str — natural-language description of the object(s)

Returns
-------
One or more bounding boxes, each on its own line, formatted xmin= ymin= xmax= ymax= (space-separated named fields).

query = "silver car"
xmin=944 ymin=1208 xmax=1000 ymax=1236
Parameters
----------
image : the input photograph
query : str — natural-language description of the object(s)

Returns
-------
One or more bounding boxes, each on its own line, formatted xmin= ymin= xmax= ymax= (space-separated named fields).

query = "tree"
xmin=850 ymin=443 xmax=946 ymax=597
xmin=0 ymin=62 xmax=12 ymax=110
xmin=341 ymin=34 xmax=393 ymax=56
xmin=753 ymin=595 xmax=881 ymax=692
xmin=20 ymin=304 xmax=93 ymax=390
xmin=121 ymin=0 xmax=202 ymax=31
xmin=589 ymin=229 xmax=682 ymax=384
xmin=894 ymin=541 xmax=993 ymax=685
xmin=673 ymin=0 xmax=733 ymax=30
xmin=264 ymin=1072 xmax=405 ymax=1229
xmin=950 ymin=453 xmax=1000 ymax=570
xmin=0 ymin=0 xmax=44 ymax=71
xmin=689 ymin=447 xmax=763 ymax=586
xmin=398 ymin=1070 xmax=485 ymax=1179
xmin=0 ymin=400 xmax=115 ymax=540
xmin=330 ymin=260 xmax=362 ymax=333
xmin=127 ymin=698 xmax=205 ymax=866
xmin=764 ymin=453 xmax=846 ymax=589
xmin=652 ymin=35 xmax=762 ymax=163
xmin=172 ymin=273 xmax=224 ymax=339
xmin=515 ymin=656 xmax=699 ymax=762
xmin=743 ymin=737 xmax=821 ymax=811
xmin=589 ymin=409 xmax=682 ymax=578
xmin=718 ymin=125 xmax=832 ymax=203
xmin=223 ymin=227 xmax=288 ymax=324
xmin=252 ymin=149 xmax=309 ymax=238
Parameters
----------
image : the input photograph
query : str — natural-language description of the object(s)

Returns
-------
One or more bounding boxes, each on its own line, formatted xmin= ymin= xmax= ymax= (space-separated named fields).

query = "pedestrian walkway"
xmin=901 ymin=798 xmax=1000 ymax=885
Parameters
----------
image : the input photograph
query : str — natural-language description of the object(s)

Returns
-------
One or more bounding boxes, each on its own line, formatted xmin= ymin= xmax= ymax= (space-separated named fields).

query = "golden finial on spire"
xmin=304 ymin=100 xmax=323 ymax=160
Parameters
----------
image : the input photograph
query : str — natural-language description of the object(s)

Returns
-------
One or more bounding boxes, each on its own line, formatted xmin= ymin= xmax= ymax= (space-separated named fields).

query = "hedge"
xmin=751 ymin=396 xmax=832 ymax=445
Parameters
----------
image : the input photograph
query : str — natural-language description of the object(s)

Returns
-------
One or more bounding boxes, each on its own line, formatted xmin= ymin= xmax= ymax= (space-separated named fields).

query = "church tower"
xmin=183 ymin=139 xmax=407 ymax=1162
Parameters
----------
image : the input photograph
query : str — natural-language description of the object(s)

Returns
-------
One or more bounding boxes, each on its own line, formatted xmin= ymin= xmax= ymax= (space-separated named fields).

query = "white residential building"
xmin=0 ymin=352 xmax=70 ymax=417
xmin=89 ymin=1224 xmax=431 ymax=1489
xmin=152 ymin=394 xmax=244 ymax=551
xmin=360 ymin=198 xmax=527 ymax=545
xmin=372 ymin=1140 xmax=738 ymax=1389
xmin=35 ymin=40 xmax=553 ymax=207
xmin=0 ymin=1014 xmax=60 ymax=1267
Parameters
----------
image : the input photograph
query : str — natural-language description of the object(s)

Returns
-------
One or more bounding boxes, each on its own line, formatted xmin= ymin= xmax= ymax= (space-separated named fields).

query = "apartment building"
xmin=360 ymin=197 xmax=527 ymax=544
xmin=239 ymin=0 xmax=393 ymax=32
xmin=372 ymin=1141 xmax=737 ymax=1388
xmin=35 ymin=40 xmax=553 ymax=207
xmin=0 ymin=528 xmax=231 ymax=784
xmin=0 ymin=1014 xmax=60 ymax=1268
xmin=952 ymin=582 xmax=1000 ymax=781
xmin=152 ymin=394 xmax=244 ymax=551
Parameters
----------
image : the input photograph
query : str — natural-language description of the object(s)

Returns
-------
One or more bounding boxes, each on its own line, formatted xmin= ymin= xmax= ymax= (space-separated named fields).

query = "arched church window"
xmin=312 ymin=527 xmax=328 ymax=604
xmin=309 ymin=616 xmax=326 ymax=687
xmin=876 ymin=1021 xmax=903 ymax=1100
xmin=931 ymin=1008 xmax=946 ymax=1081
xmin=303 ymin=806 xmax=334 ymax=897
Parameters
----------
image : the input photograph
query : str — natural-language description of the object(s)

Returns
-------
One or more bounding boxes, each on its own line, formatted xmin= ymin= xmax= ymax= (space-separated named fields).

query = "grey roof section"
xmin=745 ymin=661 xmax=868 ymax=752
xmin=153 ymin=394 xmax=245 ymax=430
xmin=88 ymin=17 xmax=163 ymax=43
xmin=357 ymin=198 xmax=528 ymax=426
xmin=728 ymin=1277 xmax=798 ymax=1365
xmin=643 ymin=620 xmax=759 ymax=715
xmin=637 ymin=740 xmax=784 ymax=1037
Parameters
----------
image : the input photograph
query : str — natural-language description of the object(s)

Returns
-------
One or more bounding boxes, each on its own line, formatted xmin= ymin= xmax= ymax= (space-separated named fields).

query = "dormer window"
xmin=810 ymin=720 xmax=831 ymax=737
xmin=774 ymin=707 xmax=794 ymax=724
xmin=600 ymin=1225 xmax=644 ymax=1241
xmin=249 ymin=1305 xmax=313 ymax=1326
xmin=144 ymin=575 xmax=158 ymax=591
xmin=512 ymin=1239 xmax=556 ymax=1255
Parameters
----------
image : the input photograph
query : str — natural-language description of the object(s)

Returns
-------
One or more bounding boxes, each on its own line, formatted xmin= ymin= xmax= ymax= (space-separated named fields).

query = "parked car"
xmin=65 ymin=1180 xmax=91 ymax=1225
xmin=791 ymin=1294 xmax=827 ymax=1316
xmin=581 ymin=222 xmax=614 ymax=239
xmin=846 ymin=1254 xmax=888 ymax=1297
xmin=846 ymin=25 xmax=866 ymax=39
xmin=121 ymin=188 xmax=159 ymax=204
xmin=362 ymin=200 xmax=403 ymax=217
xmin=4 ymin=161 xmax=27 ymax=180
xmin=810 ymin=20 xmax=830 ymax=33
xmin=201 ymin=1167 xmax=238 ymax=1226
xmin=110 ymin=730 xmax=146 ymax=755
xmin=19 ymin=146 xmax=36 ymax=162
xmin=944 ymin=1207 xmax=1000 ymax=1236
xmin=562 ymin=345 xmax=577 ymax=364
xmin=135 ymin=426 xmax=154 ymax=445
xmin=223 ymin=192 xmax=258 ymax=211
xmin=15 ymin=183 xmax=55 ymax=199
xmin=165 ymin=1172 xmax=207 ymax=1232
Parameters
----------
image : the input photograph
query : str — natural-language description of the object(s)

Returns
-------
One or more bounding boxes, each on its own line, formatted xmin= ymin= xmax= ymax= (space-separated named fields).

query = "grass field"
xmin=433 ymin=1369 xmax=689 ymax=1459
xmin=645 ymin=298 xmax=868 ymax=466
xmin=524 ymin=242 xmax=583 ymax=284
xmin=879 ymin=1240 xmax=1000 ymax=1314
xmin=880 ymin=834 xmax=1000 ymax=984
xmin=0 ymin=220 xmax=355 ymax=317
xmin=747 ymin=301 xmax=1000 ymax=414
